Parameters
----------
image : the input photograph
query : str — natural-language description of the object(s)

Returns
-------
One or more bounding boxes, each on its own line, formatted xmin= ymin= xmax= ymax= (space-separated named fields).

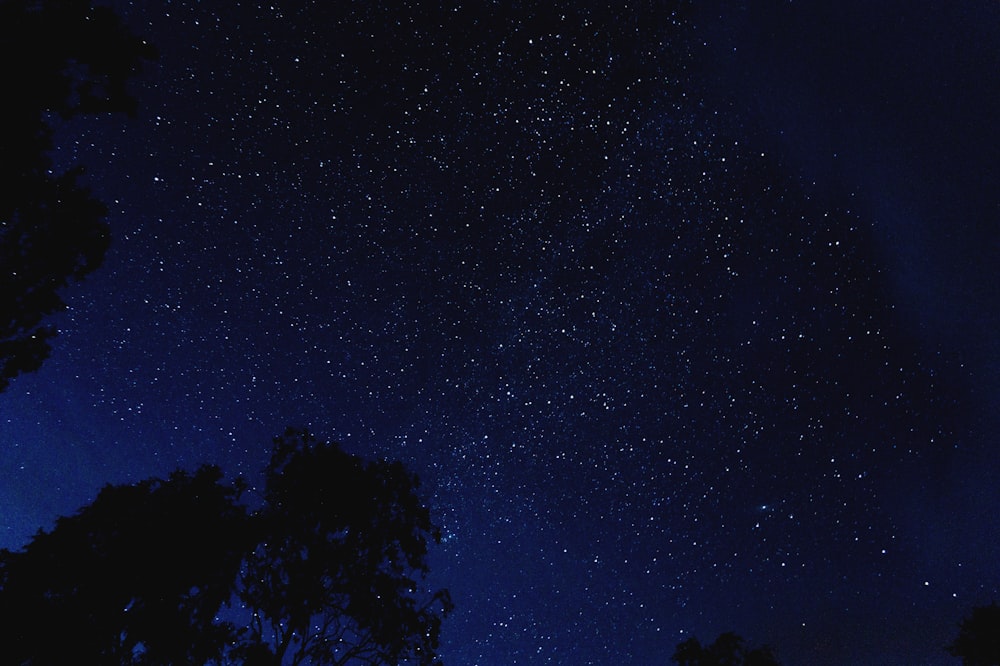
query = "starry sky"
xmin=3 ymin=1 xmax=1000 ymax=664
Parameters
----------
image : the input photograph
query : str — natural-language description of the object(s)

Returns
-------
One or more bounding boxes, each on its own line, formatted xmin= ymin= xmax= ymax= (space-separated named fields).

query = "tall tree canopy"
xmin=0 ymin=0 xmax=154 ymax=391
xmin=947 ymin=603 xmax=1000 ymax=666
xmin=0 ymin=429 xmax=452 ymax=665
xmin=0 ymin=465 xmax=250 ymax=664
xmin=672 ymin=632 xmax=781 ymax=666
xmin=239 ymin=430 xmax=454 ymax=665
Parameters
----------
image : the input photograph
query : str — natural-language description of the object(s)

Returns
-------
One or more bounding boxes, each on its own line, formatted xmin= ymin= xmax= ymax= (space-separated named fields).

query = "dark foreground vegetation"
xmin=0 ymin=428 xmax=452 ymax=665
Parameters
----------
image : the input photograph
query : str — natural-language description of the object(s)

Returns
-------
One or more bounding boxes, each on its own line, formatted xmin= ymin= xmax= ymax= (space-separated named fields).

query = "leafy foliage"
xmin=238 ymin=429 xmax=454 ymax=665
xmin=0 ymin=429 xmax=452 ymax=665
xmin=947 ymin=603 xmax=1000 ymax=666
xmin=672 ymin=632 xmax=781 ymax=666
xmin=0 ymin=0 xmax=155 ymax=391
xmin=0 ymin=466 xmax=250 ymax=664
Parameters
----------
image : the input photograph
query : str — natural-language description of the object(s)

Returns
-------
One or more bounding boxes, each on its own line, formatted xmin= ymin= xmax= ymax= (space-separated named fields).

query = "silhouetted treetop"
xmin=948 ymin=603 xmax=1000 ymax=666
xmin=0 ymin=465 xmax=250 ymax=664
xmin=0 ymin=428 xmax=452 ymax=665
xmin=0 ymin=0 xmax=155 ymax=392
xmin=1 ymin=0 xmax=154 ymax=120
xmin=241 ymin=428 xmax=453 ymax=665
xmin=672 ymin=631 xmax=781 ymax=666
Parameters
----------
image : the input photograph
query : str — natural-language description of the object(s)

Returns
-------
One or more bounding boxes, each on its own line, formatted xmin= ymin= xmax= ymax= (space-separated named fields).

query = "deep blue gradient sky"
xmin=3 ymin=2 xmax=999 ymax=664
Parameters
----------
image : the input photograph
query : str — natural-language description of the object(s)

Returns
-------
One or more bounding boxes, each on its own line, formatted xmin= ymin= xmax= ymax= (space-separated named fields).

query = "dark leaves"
xmin=672 ymin=632 xmax=781 ymax=666
xmin=0 ymin=0 xmax=155 ymax=391
xmin=241 ymin=428 xmax=451 ymax=665
xmin=947 ymin=603 xmax=1000 ymax=666
xmin=0 ymin=429 xmax=451 ymax=665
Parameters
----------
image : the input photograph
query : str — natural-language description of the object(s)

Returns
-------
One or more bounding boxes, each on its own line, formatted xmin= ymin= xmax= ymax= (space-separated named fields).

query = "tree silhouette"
xmin=0 ymin=0 xmax=154 ymax=391
xmin=0 ymin=429 xmax=452 ymax=665
xmin=947 ymin=603 xmax=1000 ymax=666
xmin=0 ymin=465 xmax=250 ymax=664
xmin=236 ymin=429 xmax=454 ymax=665
xmin=672 ymin=632 xmax=781 ymax=666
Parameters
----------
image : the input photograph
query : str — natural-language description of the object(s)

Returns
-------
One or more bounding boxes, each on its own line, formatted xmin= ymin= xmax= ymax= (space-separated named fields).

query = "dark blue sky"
xmin=3 ymin=2 xmax=999 ymax=664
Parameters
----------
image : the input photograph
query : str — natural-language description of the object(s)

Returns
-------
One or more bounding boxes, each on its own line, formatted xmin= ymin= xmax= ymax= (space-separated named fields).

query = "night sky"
xmin=3 ymin=1 xmax=1000 ymax=664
